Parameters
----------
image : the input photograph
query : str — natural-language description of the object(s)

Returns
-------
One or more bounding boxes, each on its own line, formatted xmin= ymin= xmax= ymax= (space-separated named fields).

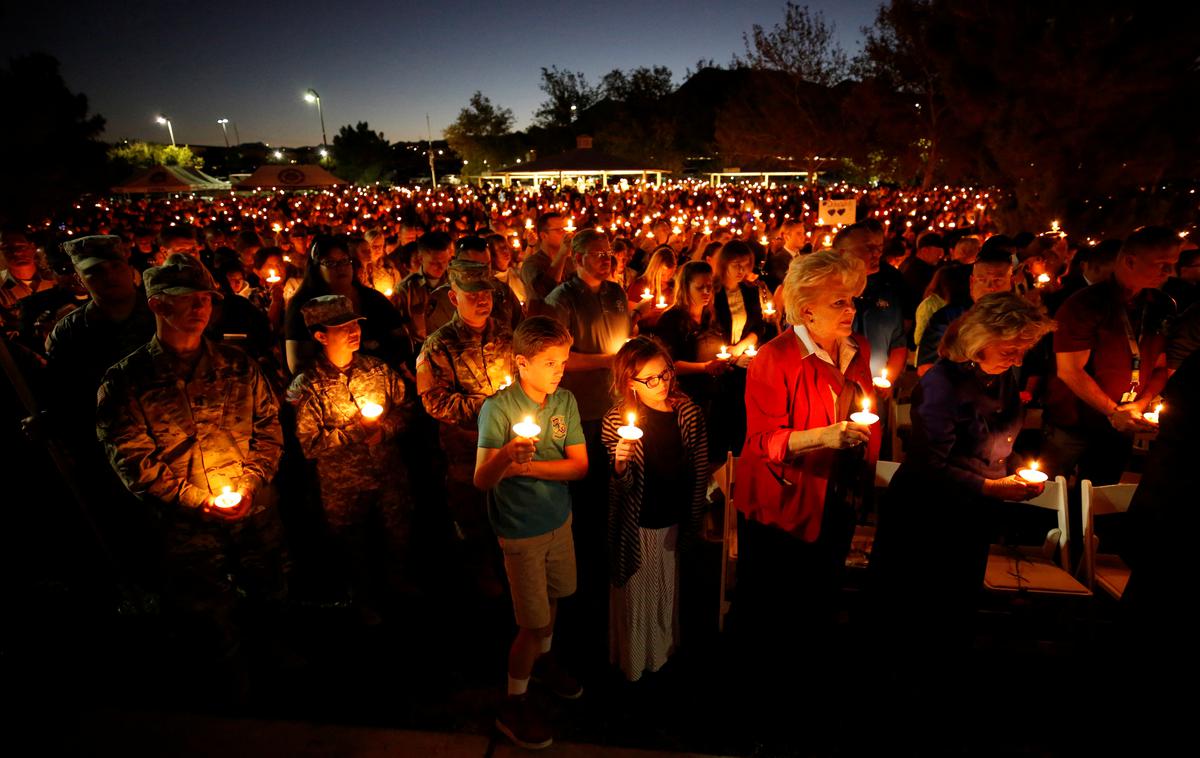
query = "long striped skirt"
xmin=609 ymin=524 xmax=681 ymax=682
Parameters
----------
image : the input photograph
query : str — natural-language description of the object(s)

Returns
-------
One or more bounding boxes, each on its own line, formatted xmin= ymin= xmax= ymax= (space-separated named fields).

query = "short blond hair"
xmin=783 ymin=249 xmax=866 ymax=325
xmin=942 ymin=292 xmax=1055 ymax=363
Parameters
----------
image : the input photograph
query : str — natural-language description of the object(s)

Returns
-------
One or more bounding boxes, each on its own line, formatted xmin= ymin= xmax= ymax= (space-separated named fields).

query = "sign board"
xmin=818 ymin=198 xmax=857 ymax=225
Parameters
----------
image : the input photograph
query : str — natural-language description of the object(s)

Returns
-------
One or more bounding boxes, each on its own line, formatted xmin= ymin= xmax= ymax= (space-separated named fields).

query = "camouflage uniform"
xmin=287 ymin=295 xmax=413 ymax=602
xmin=0 ymin=269 xmax=54 ymax=333
xmin=97 ymin=334 xmax=287 ymax=654
xmin=288 ymin=352 xmax=411 ymax=544
xmin=427 ymin=275 xmax=524 ymax=337
xmin=396 ymin=268 xmax=448 ymax=345
xmin=417 ymin=288 xmax=514 ymax=593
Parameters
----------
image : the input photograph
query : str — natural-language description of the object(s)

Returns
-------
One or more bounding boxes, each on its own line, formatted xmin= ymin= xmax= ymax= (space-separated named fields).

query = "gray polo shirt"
xmin=545 ymin=275 xmax=631 ymax=421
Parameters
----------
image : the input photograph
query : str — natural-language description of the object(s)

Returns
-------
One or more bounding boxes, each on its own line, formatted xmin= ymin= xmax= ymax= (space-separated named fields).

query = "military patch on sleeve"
xmin=551 ymin=415 xmax=567 ymax=439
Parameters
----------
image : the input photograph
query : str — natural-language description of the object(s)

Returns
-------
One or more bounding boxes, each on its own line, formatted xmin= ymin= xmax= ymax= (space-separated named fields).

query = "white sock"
xmin=539 ymin=634 xmax=552 ymax=654
xmin=507 ymin=675 xmax=529 ymax=696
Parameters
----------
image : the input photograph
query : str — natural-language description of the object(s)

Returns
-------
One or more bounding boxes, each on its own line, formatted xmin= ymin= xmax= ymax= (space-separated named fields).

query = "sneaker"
xmin=532 ymin=654 xmax=583 ymax=700
xmin=495 ymin=695 xmax=553 ymax=750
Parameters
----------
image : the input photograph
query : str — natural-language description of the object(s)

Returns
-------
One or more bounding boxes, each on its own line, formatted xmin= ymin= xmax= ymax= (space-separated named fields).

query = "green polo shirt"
xmin=477 ymin=380 xmax=583 ymax=539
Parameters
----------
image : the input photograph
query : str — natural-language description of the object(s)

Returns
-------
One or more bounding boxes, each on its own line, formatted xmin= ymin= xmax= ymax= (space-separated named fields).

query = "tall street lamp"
xmin=304 ymin=88 xmax=328 ymax=149
xmin=216 ymin=118 xmax=230 ymax=148
xmin=155 ymin=114 xmax=175 ymax=147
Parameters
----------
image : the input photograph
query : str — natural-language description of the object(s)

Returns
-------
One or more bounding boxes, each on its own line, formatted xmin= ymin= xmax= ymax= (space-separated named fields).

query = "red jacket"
xmin=736 ymin=329 xmax=881 ymax=541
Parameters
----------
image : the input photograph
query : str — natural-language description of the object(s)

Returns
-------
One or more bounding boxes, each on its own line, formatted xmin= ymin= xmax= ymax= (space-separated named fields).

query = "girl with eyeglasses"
xmin=601 ymin=336 xmax=709 ymax=683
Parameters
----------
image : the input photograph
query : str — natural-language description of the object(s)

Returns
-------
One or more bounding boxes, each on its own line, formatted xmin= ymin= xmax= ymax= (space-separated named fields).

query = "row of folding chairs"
xmin=717 ymin=452 xmax=1136 ymax=630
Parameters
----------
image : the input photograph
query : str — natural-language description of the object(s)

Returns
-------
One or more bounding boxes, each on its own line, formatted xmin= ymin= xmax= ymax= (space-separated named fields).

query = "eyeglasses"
xmin=633 ymin=367 xmax=674 ymax=389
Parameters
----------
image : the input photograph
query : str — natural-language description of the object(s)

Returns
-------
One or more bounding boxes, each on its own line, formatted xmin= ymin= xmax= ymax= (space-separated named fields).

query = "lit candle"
xmin=850 ymin=398 xmax=880 ymax=425
xmin=525 ymin=219 xmax=534 ymax=230
xmin=759 ymin=235 xmax=769 ymax=246
xmin=1017 ymin=460 xmax=1049 ymax=484
xmin=655 ymin=294 xmax=669 ymax=309
xmin=872 ymin=368 xmax=892 ymax=389
xmin=383 ymin=287 xmax=394 ymax=297
xmin=213 ymin=485 xmax=242 ymax=509
xmin=360 ymin=401 xmax=384 ymax=421
xmin=745 ymin=344 xmax=757 ymax=357
xmin=513 ymin=415 xmax=541 ymax=439
xmin=511 ymin=236 xmax=521 ymax=249
xmin=500 ymin=374 xmax=513 ymax=390
xmin=1143 ymin=403 xmax=1164 ymax=424
xmin=764 ymin=301 xmax=776 ymax=316
xmin=717 ymin=345 xmax=732 ymax=360
xmin=641 ymin=287 xmax=652 ymax=301
xmin=565 ymin=217 xmax=576 ymax=232
xmin=1036 ymin=273 xmax=1051 ymax=286
xmin=618 ymin=411 xmax=644 ymax=441
xmin=266 ymin=269 xmax=281 ymax=284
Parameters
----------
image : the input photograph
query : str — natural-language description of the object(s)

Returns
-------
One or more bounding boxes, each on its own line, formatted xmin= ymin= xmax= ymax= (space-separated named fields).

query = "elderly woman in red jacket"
xmin=734 ymin=249 xmax=880 ymax=670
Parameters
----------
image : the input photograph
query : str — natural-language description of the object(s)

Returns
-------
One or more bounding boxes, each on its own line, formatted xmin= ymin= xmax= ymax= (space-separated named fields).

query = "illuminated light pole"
xmin=155 ymin=114 xmax=175 ymax=147
xmin=304 ymin=88 xmax=328 ymax=149
xmin=216 ymin=118 xmax=230 ymax=148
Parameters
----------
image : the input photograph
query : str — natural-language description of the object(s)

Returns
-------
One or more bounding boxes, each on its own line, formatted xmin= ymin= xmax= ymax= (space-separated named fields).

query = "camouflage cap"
xmin=62 ymin=235 xmax=126 ymax=272
xmin=144 ymin=253 xmax=223 ymax=298
xmin=448 ymin=258 xmax=493 ymax=292
xmin=301 ymin=294 xmax=365 ymax=329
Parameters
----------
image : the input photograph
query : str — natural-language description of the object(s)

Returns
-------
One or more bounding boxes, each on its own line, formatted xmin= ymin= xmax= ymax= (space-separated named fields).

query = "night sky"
xmin=2 ymin=0 xmax=876 ymax=147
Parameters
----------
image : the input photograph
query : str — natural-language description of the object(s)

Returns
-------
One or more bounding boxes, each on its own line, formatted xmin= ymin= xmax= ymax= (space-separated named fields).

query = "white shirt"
xmin=793 ymin=323 xmax=858 ymax=373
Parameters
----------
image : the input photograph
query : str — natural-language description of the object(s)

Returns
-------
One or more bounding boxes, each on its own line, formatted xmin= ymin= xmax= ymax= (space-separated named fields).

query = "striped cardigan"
xmin=601 ymin=397 xmax=710 ymax=587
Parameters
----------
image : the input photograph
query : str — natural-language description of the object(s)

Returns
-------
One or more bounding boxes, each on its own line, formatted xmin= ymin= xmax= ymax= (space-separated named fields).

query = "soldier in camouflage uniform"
xmin=96 ymin=253 xmax=286 ymax=663
xmin=417 ymin=259 xmax=515 ymax=597
xmin=427 ymin=236 xmax=524 ymax=336
xmin=288 ymin=295 xmax=412 ymax=618
xmin=396 ymin=230 xmax=452 ymax=345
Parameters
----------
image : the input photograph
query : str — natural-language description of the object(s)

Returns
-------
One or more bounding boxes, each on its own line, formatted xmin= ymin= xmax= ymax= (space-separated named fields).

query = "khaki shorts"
xmin=497 ymin=513 xmax=577 ymax=630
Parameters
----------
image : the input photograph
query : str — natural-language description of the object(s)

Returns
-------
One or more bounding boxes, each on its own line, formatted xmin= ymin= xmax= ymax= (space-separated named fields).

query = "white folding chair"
xmin=1081 ymin=480 xmax=1136 ymax=600
xmin=847 ymin=461 xmax=901 ymax=569
xmin=717 ymin=452 xmax=738 ymax=632
xmin=875 ymin=460 xmax=900 ymax=488
xmin=889 ymin=403 xmax=912 ymax=463
xmin=983 ymin=476 xmax=1091 ymax=596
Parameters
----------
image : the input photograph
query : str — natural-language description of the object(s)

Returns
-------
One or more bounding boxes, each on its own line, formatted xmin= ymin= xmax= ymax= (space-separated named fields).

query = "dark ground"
xmin=0 ymin=417 xmax=1175 ymax=757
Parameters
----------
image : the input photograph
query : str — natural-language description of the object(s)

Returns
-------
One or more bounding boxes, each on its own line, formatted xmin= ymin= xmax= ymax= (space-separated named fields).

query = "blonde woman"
xmin=872 ymin=292 xmax=1056 ymax=665
xmin=735 ymin=249 xmax=879 ymax=672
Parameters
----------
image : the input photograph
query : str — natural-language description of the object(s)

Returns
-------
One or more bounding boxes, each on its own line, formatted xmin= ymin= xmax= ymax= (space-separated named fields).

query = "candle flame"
xmin=523 ymin=415 xmax=533 ymax=426
xmin=627 ymin=411 xmax=636 ymax=426
xmin=222 ymin=485 xmax=232 ymax=495
xmin=1154 ymin=403 xmax=1164 ymax=414
xmin=881 ymin=368 xmax=888 ymax=381
xmin=1030 ymin=461 xmax=1040 ymax=472
xmin=861 ymin=398 xmax=871 ymax=413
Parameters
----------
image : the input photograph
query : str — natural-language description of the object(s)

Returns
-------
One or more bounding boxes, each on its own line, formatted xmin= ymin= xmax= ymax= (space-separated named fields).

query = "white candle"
xmin=872 ymin=368 xmax=892 ymax=389
xmin=1036 ymin=273 xmax=1051 ymax=286
xmin=1017 ymin=461 xmax=1049 ymax=484
xmin=360 ymin=401 xmax=384 ymax=420
xmin=745 ymin=345 xmax=757 ymax=357
xmin=513 ymin=415 xmax=541 ymax=439
xmin=641 ymin=287 xmax=652 ymax=301
xmin=764 ymin=301 xmax=776 ymax=316
xmin=266 ymin=269 xmax=281 ymax=284
xmin=850 ymin=398 xmax=880 ymax=425
xmin=213 ymin=485 xmax=242 ymax=509
xmin=499 ymin=374 xmax=513 ymax=390
xmin=655 ymin=295 xmax=669 ymax=309
xmin=383 ymin=288 xmax=394 ymax=297
xmin=717 ymin=345 xmax=732 ymax=360
xmin=1143 ymin=403 xmax=1164 ymax=424
xmin=618 ymin=411 xmax=644 ymax=441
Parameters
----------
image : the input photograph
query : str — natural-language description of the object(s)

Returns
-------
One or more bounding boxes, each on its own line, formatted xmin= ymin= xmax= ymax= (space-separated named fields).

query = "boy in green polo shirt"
xmin=475 ymin=316 xmax=588 ymax=750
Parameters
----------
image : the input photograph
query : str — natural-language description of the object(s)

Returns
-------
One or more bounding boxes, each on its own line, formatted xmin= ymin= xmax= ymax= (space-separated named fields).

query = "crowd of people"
xmin=3 ymin=178 xmax=1199 ymax=750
